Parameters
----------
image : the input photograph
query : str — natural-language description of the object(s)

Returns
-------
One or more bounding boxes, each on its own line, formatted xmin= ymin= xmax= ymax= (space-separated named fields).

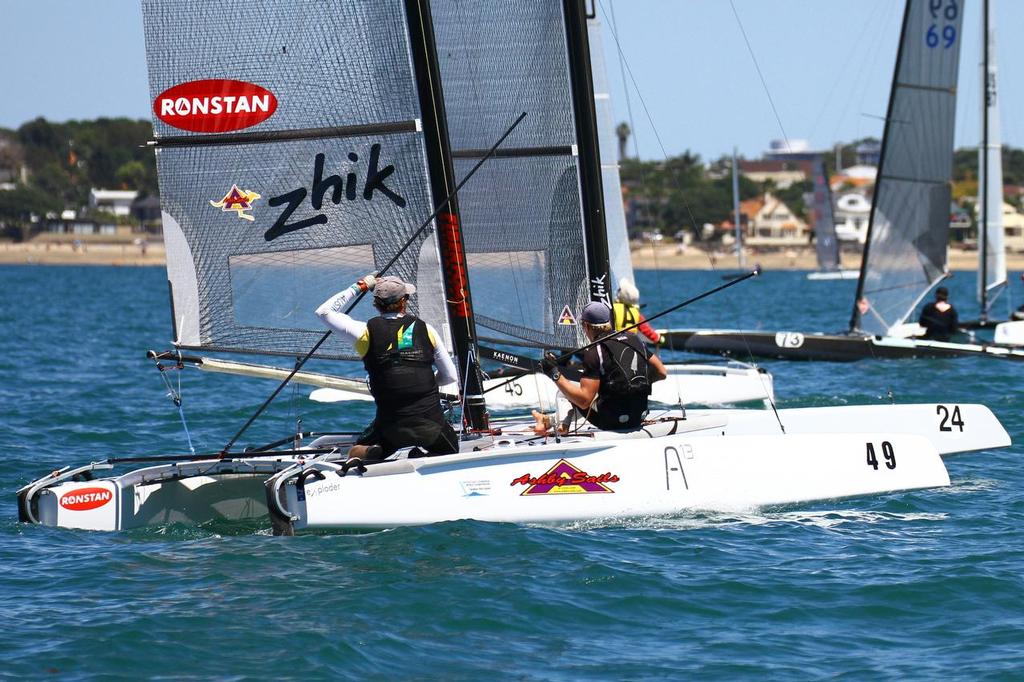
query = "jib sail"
xmin=142 ymin=0 xmax=451 ymax=359
xmin=428 ymin=0 xmax=606 ymax=349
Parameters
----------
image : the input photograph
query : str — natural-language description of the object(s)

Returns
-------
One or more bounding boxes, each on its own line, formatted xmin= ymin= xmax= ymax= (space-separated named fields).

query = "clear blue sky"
xmin=1 ymin=0 xmax=1020 ymax=162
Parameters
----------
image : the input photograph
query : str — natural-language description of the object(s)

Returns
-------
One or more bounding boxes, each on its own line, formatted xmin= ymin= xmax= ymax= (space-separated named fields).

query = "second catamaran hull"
xmin=275 ymin=432 xmax=949 ymax=531
xmin=309 ymin=362 xmax=776 ymax=410
xmin=660 ymin=329 xmax=1024 ymax=362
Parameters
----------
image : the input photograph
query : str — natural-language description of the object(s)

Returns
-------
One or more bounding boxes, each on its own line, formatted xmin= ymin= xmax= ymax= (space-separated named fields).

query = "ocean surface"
xmin=1 ymin=264 xmax=1022 ymax=680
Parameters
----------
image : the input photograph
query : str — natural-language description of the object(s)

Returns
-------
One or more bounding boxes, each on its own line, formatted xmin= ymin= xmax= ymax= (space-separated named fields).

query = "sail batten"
xmin=852 ymin=0 xmax=964 ymax=336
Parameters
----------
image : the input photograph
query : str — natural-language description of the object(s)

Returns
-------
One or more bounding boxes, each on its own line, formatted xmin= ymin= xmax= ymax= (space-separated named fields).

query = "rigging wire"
xmin=728 ymin=0 xmax=791 ymax=151
xmin=599 ymin=0 xmax=783 ymax=432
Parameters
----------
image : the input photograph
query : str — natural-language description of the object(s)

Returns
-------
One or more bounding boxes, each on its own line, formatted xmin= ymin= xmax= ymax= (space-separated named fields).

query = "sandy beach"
xmin=0 ymin=239 xmax=1019 ymax=272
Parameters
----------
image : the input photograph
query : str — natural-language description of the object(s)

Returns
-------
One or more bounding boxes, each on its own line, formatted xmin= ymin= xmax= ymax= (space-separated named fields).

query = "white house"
xmin=834 ymin=191 xmax=871 ymax=243
xmin=89 ymin=189 xmax=138 ymax=217
xmin=740 ymin=192 xmax=809 ymax=246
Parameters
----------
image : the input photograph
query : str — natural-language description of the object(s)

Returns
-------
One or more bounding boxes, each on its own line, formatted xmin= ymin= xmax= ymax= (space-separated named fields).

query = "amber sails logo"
xmin=59 ymin=487 xmax=113 ymax=511
xmin=511 ymin=459 xmax=619 ymax=496
xmin=153 ymin=79 xmax=278 ymax=133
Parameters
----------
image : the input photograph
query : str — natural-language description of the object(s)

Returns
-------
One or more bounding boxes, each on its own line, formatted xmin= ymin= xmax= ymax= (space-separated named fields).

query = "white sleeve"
xmin=315 ymin=284 xmax=367 ymax=346
xmin=425 ymin=323 xmax=459 ymax=387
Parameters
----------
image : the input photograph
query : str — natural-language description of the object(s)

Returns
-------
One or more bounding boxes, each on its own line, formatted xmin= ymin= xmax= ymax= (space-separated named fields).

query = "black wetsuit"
xmin=358 ymin=315 xmax=458 ymax=457
xmin=579 ymin=332 xmax=652 ymax=430
xmin=918 ymin=302 xmax=959 ymax=341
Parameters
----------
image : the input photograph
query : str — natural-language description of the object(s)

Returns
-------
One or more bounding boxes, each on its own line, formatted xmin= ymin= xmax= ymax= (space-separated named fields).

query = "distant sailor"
xmin=316 ymin=274 xmax=459 ymax=462
xmin=612 ymin=278 xmax=662 ymax=345
xmin=918 ymin=286 xmax=959 ymax=341
xmin=534 ymin=301 xmax=667 ymax=434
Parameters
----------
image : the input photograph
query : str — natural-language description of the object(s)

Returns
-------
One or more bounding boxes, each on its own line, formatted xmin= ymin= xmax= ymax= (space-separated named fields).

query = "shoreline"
xmin=0 ymin=241 xmax=1018 ymax=271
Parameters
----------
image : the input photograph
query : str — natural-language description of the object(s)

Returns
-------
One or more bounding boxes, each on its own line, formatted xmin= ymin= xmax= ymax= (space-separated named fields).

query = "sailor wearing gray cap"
xmin=535 ymin=301 xmax=667 ymax=434
xmin=316 ymin=273 xmax=459 ymax=461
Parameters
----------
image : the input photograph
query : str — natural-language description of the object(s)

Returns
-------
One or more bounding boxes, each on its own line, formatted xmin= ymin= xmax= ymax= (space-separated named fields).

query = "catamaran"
xmin=17 ymin=0 xmax=1010 ymax=534
xmin=660 ymin=0 xmax=1024 ymax=362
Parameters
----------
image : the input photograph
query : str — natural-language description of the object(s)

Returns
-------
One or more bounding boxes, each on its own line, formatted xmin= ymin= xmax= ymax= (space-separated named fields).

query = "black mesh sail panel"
xmin=430 ymin=1 xmax=590 ymax=348
xmin=142 ymin=0 xmax=450 ymax=359
xmin=855 ymin=0 xmax=963 ymax=336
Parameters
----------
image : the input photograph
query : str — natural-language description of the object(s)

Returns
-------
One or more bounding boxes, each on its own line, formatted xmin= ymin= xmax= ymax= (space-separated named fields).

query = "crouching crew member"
xmin=613 ymin=278 xmax=662 ymax=345
xmin=535 ymin=301 xmax=667 ymax=434
xmin=316 ymin=274 xmax=459 ymax=462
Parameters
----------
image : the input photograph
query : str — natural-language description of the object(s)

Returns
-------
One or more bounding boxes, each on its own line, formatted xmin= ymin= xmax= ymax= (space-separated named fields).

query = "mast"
xmin=404 ymin=0 xmax=487 ymax=430
xmin=849 ymin=0 xmax=912 ymax=332
xmin=563 ymin=0 xmax=612 ymax=304
xmin=732 ymin=148 xmax=745 ymax=269
xmin=980 ymin=0 xmax=990 ymax=322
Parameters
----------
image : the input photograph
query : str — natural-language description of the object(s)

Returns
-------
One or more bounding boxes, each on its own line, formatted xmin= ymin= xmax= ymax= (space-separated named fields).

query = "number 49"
xmin=866 ymin=441 xmax=896 ymax=470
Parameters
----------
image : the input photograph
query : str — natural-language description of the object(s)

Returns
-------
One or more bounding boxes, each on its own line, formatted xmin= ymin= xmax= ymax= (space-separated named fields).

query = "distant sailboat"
xmin=718 ymin=149 xmax=748 ymax=279
xmin=806 ymin=157 xmax=858 ymax=280
xmin=661 ymin=0 xmax=1024 ymax=361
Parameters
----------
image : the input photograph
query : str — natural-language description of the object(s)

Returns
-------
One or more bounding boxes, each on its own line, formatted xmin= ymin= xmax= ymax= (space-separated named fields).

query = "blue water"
xmin=2 ymin=265 xmax=1022 ymax=679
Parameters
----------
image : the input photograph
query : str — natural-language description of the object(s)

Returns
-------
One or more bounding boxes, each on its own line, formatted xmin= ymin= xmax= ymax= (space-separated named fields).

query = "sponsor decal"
xmin=460 ymin=480 xmax=491 ymax=497
xmin=265 ymin=144 xmax=406 ymax=241
xmin=59 ymin=487 xmax=113 ymax=511
xmin=557 ymin=305 xmax=577 ymax=326
xmin=153 ymin=79 xmax=278 ymax=133
xmin=210 ymin=184 xmax=261 ymax=221
xmin=589 ymin=273 xmax=610 ymax=306
xmin=511 ymin=459 xmax=619 ymax=495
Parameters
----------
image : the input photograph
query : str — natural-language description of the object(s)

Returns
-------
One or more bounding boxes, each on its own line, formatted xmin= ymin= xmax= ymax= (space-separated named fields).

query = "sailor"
xmin=1013 ymin=274 xmax=1024 ymax=321
xmin=316 ymin=274 xmax=459 ymax=462
xmin=535 ymin=301 xmax=667 ymax=433
xmin=612 ymin=278 xmax=662 ymax=345
xmin=918 ymin=286 xmax=959 ymax=341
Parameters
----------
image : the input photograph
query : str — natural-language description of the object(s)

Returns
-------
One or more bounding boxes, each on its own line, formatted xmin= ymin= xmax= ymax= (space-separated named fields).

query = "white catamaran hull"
xmin=19 ymin=402 xmax=1007 ymax=532
xmin=276 ymin=432 xmax=949 ymax=531
xmin=309 ymin=362 xmax=775 ymax=410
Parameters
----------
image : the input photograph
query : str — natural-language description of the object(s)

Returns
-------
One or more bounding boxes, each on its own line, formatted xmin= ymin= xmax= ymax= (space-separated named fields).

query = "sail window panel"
xmin=454 ymin=156 xmax=589 ymax=349
xmin=229 ymin=245 xmax=377 ymax=331
xmin=155 ymin=134 xmax=445 ymax=359
xmin=142 ymin=0 xmax=420 ymax=139
xmin=429 ymin=0 xmax=576 ymax=151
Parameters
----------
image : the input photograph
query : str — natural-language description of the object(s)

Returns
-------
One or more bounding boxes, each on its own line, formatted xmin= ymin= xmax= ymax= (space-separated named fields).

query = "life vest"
xmin=588 ymin=333 xmax=651 ymax=430
xmin=600 ymin=333 xmax=652 ymax=397
xmin=363 ymin=316 xmax=442 ymax=422
xmin=613 ymin=301 xmax=641 ymax=333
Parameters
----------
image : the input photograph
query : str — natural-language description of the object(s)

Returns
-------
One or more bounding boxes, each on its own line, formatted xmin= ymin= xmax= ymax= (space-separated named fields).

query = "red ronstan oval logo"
xmin=59 ymin=487 xmax=113 ymax=511
xmin=153 ymin=79 xmax=278 ymax=133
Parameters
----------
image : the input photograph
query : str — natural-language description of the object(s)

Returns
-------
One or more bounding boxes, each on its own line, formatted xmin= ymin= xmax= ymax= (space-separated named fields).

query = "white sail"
xmin=852 ymin=0 xmax=964 ymax=336
xmin=588 ymin=13 xmax=635 ymax=289
xmin=978 ymin=0 xmax=1006 ymax=314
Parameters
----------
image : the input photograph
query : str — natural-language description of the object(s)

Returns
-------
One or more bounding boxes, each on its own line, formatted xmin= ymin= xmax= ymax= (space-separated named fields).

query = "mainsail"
xmin=978 ymin=0 xmax=1006 ymax=317
xmin=812 ymin=158 xmax=840 ymax=272
xmin=851 ymin=0 xmax=964 ymax=336
xmin=142 ymin=0 xmax=452 ymax=360
xmin=428 ymin=0 xmax=607 ymax=349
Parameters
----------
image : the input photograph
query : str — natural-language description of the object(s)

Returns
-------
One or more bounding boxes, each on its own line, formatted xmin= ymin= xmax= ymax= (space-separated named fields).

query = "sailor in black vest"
xmin=535 ymin=301 xmax=667 ymax=433
xmin=918 ymin=286 xmax=959 ymax=341
xmin=316 ymin=274 xmax=459 ymax=462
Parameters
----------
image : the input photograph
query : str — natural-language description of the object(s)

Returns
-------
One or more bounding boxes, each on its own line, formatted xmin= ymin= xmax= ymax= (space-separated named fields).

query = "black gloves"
xmin=540 ymin=351 xmax=562 ymax=381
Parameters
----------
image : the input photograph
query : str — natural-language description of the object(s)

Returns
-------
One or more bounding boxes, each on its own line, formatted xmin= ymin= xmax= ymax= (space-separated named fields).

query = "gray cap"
xmin=581 ymin=301 xmax=611 ymax=325
xmin=374 ymin=275 xmax=416 ymax=303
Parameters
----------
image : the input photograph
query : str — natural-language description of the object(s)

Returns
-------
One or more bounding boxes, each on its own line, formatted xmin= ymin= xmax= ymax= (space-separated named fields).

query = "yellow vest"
xmin=613 ymin=302 xmax=641 ymax=332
